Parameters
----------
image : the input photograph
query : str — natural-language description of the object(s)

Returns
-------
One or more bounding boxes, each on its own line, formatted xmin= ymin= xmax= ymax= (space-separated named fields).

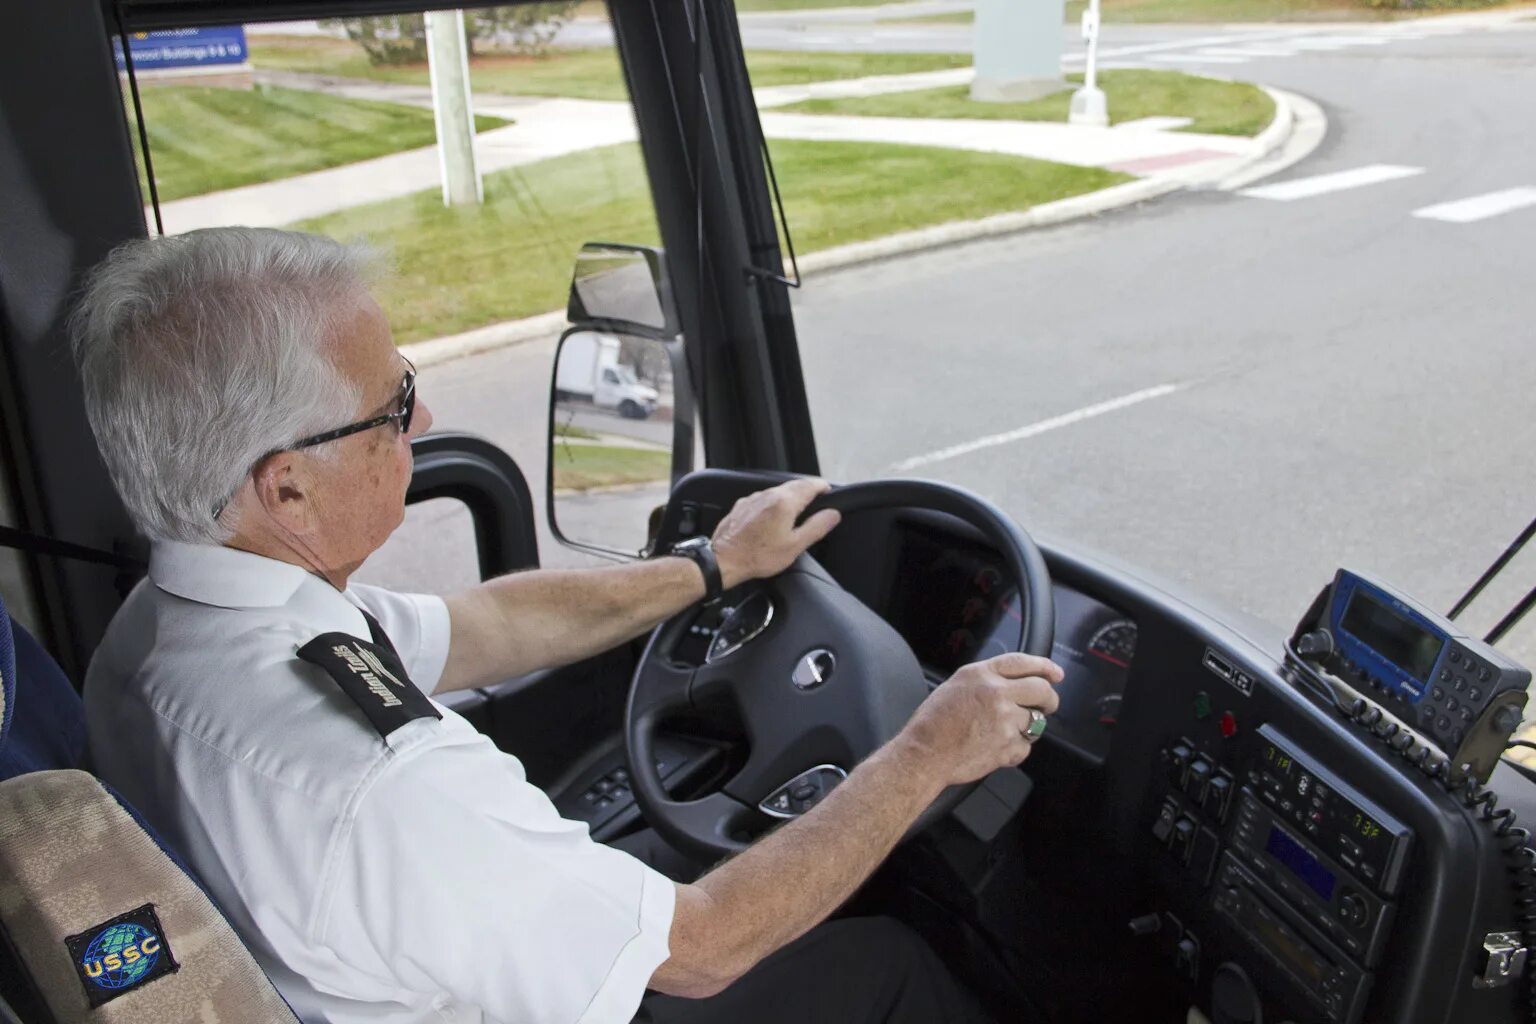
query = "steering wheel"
xmin=624 ymin=479 xmax=1056 ymax=863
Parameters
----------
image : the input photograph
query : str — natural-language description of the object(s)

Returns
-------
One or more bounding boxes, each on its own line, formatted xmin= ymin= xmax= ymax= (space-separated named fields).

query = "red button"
xmin=1220 ymin=711 xmax=1239 ymax=738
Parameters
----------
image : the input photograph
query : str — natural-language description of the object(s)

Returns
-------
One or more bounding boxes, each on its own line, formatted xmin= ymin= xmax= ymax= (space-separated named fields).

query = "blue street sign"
xmin=112 ymin=27 xmax=248 ymax=71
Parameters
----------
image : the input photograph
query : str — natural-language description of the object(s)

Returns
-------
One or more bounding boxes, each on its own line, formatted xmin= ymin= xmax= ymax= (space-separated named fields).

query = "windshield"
xmin=764 ymin=0 xmax=1536 ymax=673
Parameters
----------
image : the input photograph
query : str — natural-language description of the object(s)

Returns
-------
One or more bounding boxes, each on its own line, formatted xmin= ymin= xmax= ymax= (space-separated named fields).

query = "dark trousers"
xmin=635 ymin=916 xmax=995 ymax=1024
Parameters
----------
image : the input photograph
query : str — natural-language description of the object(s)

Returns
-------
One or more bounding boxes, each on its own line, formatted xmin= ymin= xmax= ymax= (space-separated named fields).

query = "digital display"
xmin=887 ymin=528 xmax=1018 ymax=674
xmin=1251 ymin=912 xmax=1324 ymax=988
xmin=1266 ymin=825 xmax=1337 ymax=901
xmin=1341 ymin=590 xmax=1444 ymax=684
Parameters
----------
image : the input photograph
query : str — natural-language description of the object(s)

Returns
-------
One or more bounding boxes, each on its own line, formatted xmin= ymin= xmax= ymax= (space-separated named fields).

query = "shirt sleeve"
xmin=320 ymin=732 xmax=675 ymax=1024
xmin=348 ymin=584 xmax=452 ymax=695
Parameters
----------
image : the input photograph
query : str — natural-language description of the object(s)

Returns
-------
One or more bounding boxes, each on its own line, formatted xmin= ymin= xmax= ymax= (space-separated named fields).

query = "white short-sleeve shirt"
xmin=85 ymin=541 xmax=675 ymax=1024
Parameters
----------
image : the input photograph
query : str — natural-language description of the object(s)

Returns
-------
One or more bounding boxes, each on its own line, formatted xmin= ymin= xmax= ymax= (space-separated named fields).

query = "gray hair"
xmin=70 ymin=227 xmax=378 ymax=545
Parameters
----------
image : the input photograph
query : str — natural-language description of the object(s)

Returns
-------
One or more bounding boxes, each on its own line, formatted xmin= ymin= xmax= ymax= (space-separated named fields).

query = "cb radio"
xmin=1288 ymin=569 xmax=1529 ymax=783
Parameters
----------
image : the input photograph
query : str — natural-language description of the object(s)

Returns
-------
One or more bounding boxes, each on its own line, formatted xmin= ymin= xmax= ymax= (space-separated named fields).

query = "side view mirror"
xmin=547 ymin=243 xmax=694 ymax=558
xmin=566 ymin=242 xmax=679 ymax=339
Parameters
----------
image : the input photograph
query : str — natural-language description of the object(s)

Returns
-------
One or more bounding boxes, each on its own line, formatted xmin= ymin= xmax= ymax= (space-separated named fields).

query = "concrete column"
xmin=425 ymin=9 xmax=483 ymax=206
xmin=971 ymin=0 xmax=1067 ymax=103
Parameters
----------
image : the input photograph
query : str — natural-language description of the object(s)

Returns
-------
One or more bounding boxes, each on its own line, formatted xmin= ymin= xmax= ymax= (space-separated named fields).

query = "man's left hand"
xmin=710 ymin=479 xmax=842 ymax=589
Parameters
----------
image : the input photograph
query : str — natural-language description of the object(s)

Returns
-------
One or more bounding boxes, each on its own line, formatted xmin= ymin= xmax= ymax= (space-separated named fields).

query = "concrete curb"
xmin=405 ymin=85 xmax=1305 ymax=370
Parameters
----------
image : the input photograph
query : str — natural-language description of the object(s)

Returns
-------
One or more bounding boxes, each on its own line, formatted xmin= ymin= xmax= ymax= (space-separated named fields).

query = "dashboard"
xmin=652 ymin=471 xmax=1534 ymax=1024
xmin=882 ymin=522 xmax=1134 ymax=762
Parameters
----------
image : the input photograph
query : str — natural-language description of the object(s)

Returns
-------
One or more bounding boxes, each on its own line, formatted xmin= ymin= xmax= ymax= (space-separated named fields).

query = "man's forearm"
xmin=653 ymin=738 xmax=946 ymax=997
xmin=437 ymin=556 xmax=708 ymax=692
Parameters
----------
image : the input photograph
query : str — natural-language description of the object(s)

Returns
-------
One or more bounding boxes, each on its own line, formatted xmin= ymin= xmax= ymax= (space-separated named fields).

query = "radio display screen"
xmin=1341 ymin=590 xmax=1443 ymax=683
xmin=1266 ymin=825 xmax=1337 ymax=901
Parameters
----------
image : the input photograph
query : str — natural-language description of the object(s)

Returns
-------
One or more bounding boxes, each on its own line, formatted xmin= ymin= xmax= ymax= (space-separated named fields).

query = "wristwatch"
xmin=670 ymin=536 xmax=723 ymax=604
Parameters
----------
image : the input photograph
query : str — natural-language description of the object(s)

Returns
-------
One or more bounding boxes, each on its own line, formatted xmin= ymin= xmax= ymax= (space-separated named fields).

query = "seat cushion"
xmin=0 ymin=770 xmax=299 ymax=1024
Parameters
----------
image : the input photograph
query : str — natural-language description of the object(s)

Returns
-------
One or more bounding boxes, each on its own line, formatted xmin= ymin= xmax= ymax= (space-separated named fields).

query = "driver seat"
xmin=0 ymin=591 xmax=299 ymax=1023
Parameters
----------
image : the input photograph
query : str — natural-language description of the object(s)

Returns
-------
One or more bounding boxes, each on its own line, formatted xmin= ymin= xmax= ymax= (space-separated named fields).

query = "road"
xmin=357 ymin=13 xmax=1536 ymax=663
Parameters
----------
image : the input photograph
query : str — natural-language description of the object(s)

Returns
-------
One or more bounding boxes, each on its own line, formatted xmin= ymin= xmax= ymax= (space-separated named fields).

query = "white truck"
xmin=554 ymin=332 xmax=660 ymax=419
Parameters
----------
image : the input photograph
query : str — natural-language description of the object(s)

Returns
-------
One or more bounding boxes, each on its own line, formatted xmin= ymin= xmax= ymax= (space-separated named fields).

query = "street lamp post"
xmin=1069 ymin=0 xmax=1109 ymax=127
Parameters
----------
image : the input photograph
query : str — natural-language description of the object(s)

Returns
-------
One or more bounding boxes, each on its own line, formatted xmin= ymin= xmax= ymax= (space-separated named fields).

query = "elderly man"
xmin=74 ymin=227 xmax=1062 ymax=1024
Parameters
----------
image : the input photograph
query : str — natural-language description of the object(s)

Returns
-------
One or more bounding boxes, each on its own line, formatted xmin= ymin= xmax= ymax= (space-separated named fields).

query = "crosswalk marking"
xmin=1238 ymin=164 xmax=1425 ymax=201
xmin=1412 ymin=188 xmax=1536 ymax=223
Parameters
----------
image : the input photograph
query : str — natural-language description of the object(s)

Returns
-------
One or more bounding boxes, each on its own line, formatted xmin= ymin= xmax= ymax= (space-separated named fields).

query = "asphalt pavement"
xmin=355 ymin=13 xmax=1536 ymax=663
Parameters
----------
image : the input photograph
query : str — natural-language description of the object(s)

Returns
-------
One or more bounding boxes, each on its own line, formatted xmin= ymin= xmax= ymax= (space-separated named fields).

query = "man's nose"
xmin=410 ymin=397 xmax=435 ymax=438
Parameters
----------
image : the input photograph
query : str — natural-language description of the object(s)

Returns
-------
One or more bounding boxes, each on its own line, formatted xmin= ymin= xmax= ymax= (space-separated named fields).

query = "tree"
xmin=465 ymin=3 xmax=582 ymax=58
xmin=320 ymin=15 xmax=427 ymax=66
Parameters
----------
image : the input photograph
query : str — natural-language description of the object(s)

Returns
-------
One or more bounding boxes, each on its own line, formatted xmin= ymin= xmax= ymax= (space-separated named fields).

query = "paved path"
xmin=157 ymin=66 xmax=1263 ymax=233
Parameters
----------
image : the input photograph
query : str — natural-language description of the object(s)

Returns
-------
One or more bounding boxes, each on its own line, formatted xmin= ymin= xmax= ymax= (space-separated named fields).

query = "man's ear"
xmin=251 ymin=452 xmax=317 ymax=536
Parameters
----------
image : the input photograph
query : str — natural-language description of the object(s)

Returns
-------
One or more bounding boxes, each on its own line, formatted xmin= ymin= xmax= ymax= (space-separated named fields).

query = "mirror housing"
xmin=565 ymin=242 xmax=679 ymax=340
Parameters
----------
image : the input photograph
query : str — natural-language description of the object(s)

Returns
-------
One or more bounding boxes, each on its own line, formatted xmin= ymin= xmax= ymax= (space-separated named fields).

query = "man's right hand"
xmin=894 ymin=653 xmax=1065 ymax=787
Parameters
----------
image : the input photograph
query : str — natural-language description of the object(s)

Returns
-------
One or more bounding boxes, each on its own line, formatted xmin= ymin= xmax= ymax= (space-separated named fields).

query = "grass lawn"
xmin=778 ymin=69 xmax=1276 ymax=137
xmin=553 ymin=443 xmax=671 ymax=492
xmin=138 ymin=84 xmax=506 ymax=202
xmin=296 ymin=140 xmax=1128 ymax=345
xmin=249 ymin=36 xmax=971 ymax=102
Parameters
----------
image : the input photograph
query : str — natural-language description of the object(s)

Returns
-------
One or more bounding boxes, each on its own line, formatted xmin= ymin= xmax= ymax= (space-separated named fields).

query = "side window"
xmin=116 ymin=11 xmax=661 ymax=589
xmin=601 ymin=368 xmax=620 ymax=385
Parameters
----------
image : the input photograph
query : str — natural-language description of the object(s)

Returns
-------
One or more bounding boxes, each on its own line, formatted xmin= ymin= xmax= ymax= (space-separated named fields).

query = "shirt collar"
xmin=149 ymin=541 xmax=317 ymax=610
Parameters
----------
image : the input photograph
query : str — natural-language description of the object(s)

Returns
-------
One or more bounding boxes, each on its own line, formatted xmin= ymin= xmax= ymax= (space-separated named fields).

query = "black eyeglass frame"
xmin=290 ymin=360 xmax=417 ymax=450
xmin=211 ymin=361 xmax=417 ymax=521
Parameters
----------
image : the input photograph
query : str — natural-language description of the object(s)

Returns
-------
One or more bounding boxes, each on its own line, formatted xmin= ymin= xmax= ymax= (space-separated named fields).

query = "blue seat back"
xmin=0 ymin=595 xmax=86 ymax=781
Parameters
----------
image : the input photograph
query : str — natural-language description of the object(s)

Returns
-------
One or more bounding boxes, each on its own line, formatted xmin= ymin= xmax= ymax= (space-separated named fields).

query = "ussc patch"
xmin=65 ymin=904 xmax=179 ymax=1008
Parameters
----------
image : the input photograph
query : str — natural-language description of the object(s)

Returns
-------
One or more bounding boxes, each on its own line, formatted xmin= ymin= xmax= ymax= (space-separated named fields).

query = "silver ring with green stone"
xmin=1025 ymin=708 xmax=1048 ymax=742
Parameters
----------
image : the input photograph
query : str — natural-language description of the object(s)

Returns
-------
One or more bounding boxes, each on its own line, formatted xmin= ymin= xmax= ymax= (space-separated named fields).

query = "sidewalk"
xmin=155 ymin=67 xmax=1274 ymax=234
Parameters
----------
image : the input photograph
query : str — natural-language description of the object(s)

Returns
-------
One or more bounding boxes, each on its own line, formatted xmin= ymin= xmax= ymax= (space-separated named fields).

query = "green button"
xmin=1194 ymin=691 xmax=1212 ymax=720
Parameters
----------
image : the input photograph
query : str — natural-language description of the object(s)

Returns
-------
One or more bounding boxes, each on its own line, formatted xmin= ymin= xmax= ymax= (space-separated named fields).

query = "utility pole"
xmin=972 ymin=0 xmax=1066 ymax=103
xmin=425 ymin=9 xmax=482 ymax=206
xmin=1070 ymin=0 xmax=1109 ymax=126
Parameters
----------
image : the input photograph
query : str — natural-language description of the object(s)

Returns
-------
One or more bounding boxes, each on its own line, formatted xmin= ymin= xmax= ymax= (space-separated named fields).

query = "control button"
xmin=1191 ymin=826 xmax=1221 ymax=885
xmin=596 ymin=779 xmax=616 ymax=795
xmin=1459 ymin=707 xmax=1473 ymax=723
xmin=1219 ymin=711 xmax=1239 ymax=739
xmin=1446 ymin=696 xmax=1459 ymax=712
xmin=1439 ymin=668 xmax=1452 ymax=683
xmin=791 ymin=783 xmax=817 ymax=802
xmin=1186 ymin=757 xmax=1213 ymax=802
xmin=1206 ymin=772 xmax=1234 ymax=821
xmin=582 ymin=791 xmax=600 ymax=806
xmin=1436 ymin=715 xmax=1452 ymax=732
xmin=1153 ymin=799 xmax=1178 ymax=844
xmin=766 ymin=792 xmax=792 ymax=814
xmin=1280 ymin=798 xmax=1294 ymax=813
xmin=1340 ymin=891 xmax=1368 ymax=929
xmin=612 ymin=768 xmax=629 ymax=784
xmin=596 ymin=796 xmax=613 ymax=809
xmin=1175 ymin=935 xmax=1200 ymax=982
xmin=1450 ymin=649 xmax=1461 ymax=663
xmin=1468 ymin=686 xmax=1482 ymax=702
xmin=1169 ymin=741 xmax=1194 ymax=786
xmin=1479 ymin=665 xmax=1491 ymax=682
xmin=1454 ymin=677 xmax=1467 ymax=693
xmin=1171 ymin=817 xmax=1197 ymax=864
xmin=1431 ymin=686 xmax=1445 ymax=701
xmin=1360 ymin=863 xmax=1377 ymax=883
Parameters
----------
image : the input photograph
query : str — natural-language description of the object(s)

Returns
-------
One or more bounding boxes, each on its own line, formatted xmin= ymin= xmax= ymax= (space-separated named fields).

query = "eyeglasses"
xmin=290 ymin=358 xmax=417 ymax=450
xmin=211 ymin=360 xmax=417 ymax=521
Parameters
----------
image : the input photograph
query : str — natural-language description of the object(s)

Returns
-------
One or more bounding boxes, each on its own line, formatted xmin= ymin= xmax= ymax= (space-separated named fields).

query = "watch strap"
xmin=672 ymin=538 xmax=723 ymax=603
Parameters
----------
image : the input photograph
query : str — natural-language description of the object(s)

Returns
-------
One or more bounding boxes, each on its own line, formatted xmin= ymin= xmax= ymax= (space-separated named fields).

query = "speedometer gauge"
xmin=1087 ymin=620 xmax=1138 ymax=669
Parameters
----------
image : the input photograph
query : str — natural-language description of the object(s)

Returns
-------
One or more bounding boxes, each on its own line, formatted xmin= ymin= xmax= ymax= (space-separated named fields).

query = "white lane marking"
xmin=1412 ymin=187 xmax=1536 ymax=223
xmin=1238 ymin=164 xmax=1424 ymax=201
xmin=1148 ymin=53 xmax=1250 ymax=64
xmin=891 ymin=383 xmax=1185 ymax=472
xmin=1199 ymin=46 xmax=1299 ymax=57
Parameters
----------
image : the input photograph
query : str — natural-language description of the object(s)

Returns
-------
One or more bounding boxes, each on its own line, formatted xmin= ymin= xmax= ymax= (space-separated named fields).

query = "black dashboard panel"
xmin=883 ymin=519 xmax=1131 ymax=763
xmin=653 ymin=471 xmax=1530 ymax=1024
